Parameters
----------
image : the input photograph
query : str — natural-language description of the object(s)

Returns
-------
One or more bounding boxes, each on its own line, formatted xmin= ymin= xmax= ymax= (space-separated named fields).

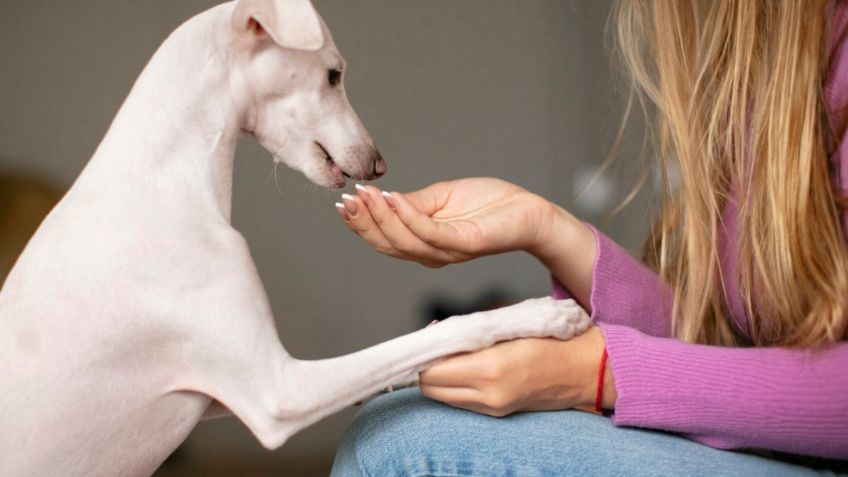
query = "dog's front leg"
xmin=234 ymin=297 xmax=589 ymax=449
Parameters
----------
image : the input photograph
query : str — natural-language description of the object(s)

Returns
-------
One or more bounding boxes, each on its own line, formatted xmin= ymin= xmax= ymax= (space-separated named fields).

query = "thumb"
xmin=386 ymin=192 xmax=467 ymax=252
xmin=400 ymin=181 xmax=452 ymax=216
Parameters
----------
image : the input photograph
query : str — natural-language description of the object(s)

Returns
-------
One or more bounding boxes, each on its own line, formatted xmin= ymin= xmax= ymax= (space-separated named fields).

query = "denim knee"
xmin=330 ymin=389 xmax=440 ymax=477
xmin=330 ymin=388 xmax=602 ymax=477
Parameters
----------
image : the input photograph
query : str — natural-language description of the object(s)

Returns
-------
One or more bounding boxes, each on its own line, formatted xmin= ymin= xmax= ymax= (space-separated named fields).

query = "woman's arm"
xmin=524 ymin=202 xmax=596 ymax=308
xmin=538 ymin=218 xmax=848 ymax=458
xmin=533 ymin=207 xmax=673 ymax=338
xmin=417 ymin=314 xmax=848 ymax=459
xmin=338 ymin=178 xmax=673 ymax=337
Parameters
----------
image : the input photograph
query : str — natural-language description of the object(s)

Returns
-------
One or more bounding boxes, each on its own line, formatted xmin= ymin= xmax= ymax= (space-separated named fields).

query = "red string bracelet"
xmin=594 ymin=347 xmax=609 ymax=413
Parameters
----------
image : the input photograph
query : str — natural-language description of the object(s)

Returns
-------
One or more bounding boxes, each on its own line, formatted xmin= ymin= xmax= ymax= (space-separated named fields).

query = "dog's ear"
xmin=232 ymin=0 xmax=324 ymax=51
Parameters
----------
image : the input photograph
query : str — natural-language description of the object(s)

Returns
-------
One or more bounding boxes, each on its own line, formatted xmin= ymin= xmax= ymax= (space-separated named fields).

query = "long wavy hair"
xmin=613 ymin=0 xmax=848 ymax=347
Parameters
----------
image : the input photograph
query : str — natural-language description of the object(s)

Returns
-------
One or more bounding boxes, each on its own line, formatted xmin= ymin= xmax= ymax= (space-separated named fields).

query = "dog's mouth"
xmin=317 ymin=141 xmax=351 ymax=188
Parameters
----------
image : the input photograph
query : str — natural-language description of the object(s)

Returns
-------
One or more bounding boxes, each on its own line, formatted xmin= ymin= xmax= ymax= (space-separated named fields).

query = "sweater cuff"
xmin=551 ymin=224 xmax=671 ymax=337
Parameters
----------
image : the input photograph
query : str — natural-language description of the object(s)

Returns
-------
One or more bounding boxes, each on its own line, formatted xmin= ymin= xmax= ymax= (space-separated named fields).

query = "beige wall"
xmin=0 ymin=0 xmax=648 ymax=471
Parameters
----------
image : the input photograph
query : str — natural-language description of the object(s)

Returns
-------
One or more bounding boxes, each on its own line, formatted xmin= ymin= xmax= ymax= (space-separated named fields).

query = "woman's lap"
xmin=331 ymin=388 xmax=838 ymax=477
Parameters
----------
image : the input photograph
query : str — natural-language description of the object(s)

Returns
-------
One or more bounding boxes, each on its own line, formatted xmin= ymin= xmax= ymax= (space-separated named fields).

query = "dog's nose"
xmin=373 ymin=152 xmax=387 ymax=178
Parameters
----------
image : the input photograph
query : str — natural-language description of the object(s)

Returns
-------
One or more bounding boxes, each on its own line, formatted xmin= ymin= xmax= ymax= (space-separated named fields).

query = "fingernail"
xmin=355 ymin=184 xmax=371 ymax=204
xmin=334 ymin=202 xmax=348 ymax=219
xmin=382 ymin=191 xmax=396 ymax=209
xmin=427 ymin=319 xmax=440 ymax=327
xmin=341 ymin=194 xmax=358 ymax=215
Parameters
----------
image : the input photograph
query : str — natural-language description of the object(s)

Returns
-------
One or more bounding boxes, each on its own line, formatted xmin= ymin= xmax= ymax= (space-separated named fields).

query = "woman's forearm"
xmin=526 ymin=200 xmax=597 ymax=310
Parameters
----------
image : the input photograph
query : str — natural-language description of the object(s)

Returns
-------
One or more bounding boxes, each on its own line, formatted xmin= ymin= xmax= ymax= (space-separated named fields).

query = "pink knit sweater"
xmin=553 ymin=5 xmax=848 ymax=460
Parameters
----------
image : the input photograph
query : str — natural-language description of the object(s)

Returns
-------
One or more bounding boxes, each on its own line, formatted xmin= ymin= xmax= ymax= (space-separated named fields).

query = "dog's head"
xmin=230 ymin=0 xmax=384 ymax=188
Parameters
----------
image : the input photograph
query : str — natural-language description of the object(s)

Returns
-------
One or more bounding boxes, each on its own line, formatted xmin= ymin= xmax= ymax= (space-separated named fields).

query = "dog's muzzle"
xmin=319 ymin=142 xmax=386 ymax=180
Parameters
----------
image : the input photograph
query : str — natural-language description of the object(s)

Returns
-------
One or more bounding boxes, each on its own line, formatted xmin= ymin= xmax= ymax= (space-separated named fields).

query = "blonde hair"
xmin=613 ymin=0 xmax=848 ymax=347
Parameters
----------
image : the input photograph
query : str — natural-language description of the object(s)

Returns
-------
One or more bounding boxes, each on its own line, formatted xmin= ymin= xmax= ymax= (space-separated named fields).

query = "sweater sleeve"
xmin=552 ymin=227 xmax=848 ymax=458
xmin=600 ymin=322 xmax=848 ymax=459
xmin=552 ymin=224 xmax=672 ymax=337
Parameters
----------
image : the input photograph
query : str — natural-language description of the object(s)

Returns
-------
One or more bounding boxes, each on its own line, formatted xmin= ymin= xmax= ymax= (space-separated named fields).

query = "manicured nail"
xmin=341 ymin=194 xmax=358 ymax=215
xmin=355 ymin=184 xmax=372 ymax=204
xmin=334 ymin=202 xmax=345 ymax=209
xmin=334 ymin=202 xmax=348 ymax=219
xmin=382 ymin=191 xmax=396 ymax=209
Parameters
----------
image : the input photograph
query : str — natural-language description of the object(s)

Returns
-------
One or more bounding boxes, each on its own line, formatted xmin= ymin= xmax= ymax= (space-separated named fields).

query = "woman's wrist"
xmin=526 ymin=199 xmax=579 ymax=260
xmin=602 ymin=350 xmax=618 ymax=409
xmin=526 ymin=199 xmax=597 ymax=307
xmin=579 ymin=326 xmax=617 ymax=410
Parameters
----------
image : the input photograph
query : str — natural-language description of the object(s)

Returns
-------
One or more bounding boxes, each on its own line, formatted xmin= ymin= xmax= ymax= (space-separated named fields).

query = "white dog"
xmin=0 ymin=1 xmax=591 ymax=475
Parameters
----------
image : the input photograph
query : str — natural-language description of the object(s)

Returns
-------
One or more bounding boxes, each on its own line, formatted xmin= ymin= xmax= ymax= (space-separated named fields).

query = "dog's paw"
xmin=512 ymin=297 xmax=591 ymax=340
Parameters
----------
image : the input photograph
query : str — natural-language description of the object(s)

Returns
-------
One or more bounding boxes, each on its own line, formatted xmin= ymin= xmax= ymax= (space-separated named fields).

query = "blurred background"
xmin=0 ymin=0 xmax=652 ymax=474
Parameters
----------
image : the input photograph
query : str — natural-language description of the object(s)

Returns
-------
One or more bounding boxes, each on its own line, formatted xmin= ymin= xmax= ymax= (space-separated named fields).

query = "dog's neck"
xmin=89 ymin=3 xmax=245 ymax=222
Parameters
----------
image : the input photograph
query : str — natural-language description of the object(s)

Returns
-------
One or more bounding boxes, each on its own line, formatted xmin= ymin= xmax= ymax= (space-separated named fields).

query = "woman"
xmin=331 ymin=0 xmax=848 ymax=475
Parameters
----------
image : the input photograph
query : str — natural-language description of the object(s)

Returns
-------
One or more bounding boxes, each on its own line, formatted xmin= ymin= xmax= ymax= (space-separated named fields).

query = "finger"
xmin=339 ymin=194 xmax=398 ymax=257
xmin=355 ymin=185 xmax=456 ymax=263
xmin=401 ymin=181 xmax=452 ymax=216
xmin=419 ymin=351 xmax=485 ymax=387
xmin=420 ymin=385 xmax=508 ymax=417
xmin=419 ymin=383 xmax=479 ymax=404
xmin=384 ymin=191 xmax=471 ymax=254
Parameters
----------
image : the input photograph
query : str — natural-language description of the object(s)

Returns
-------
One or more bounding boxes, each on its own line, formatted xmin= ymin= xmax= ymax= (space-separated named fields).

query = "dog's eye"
xmin=328 ymin=69 xmax=342 ymax=87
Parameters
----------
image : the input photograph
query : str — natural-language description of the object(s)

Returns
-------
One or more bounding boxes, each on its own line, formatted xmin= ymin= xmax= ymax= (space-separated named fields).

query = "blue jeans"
xmin=331 ymin=388 xmax=845 ymax=477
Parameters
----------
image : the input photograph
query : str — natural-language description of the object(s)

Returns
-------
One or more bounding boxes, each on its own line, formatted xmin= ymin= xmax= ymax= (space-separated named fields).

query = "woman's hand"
xmin=417 ymin=326 xmax=616 ymax=417
xmin=336 ymin=178 xmax=574 ymax=267
xmin=335 ymin=177 xmax=597 ymax=304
